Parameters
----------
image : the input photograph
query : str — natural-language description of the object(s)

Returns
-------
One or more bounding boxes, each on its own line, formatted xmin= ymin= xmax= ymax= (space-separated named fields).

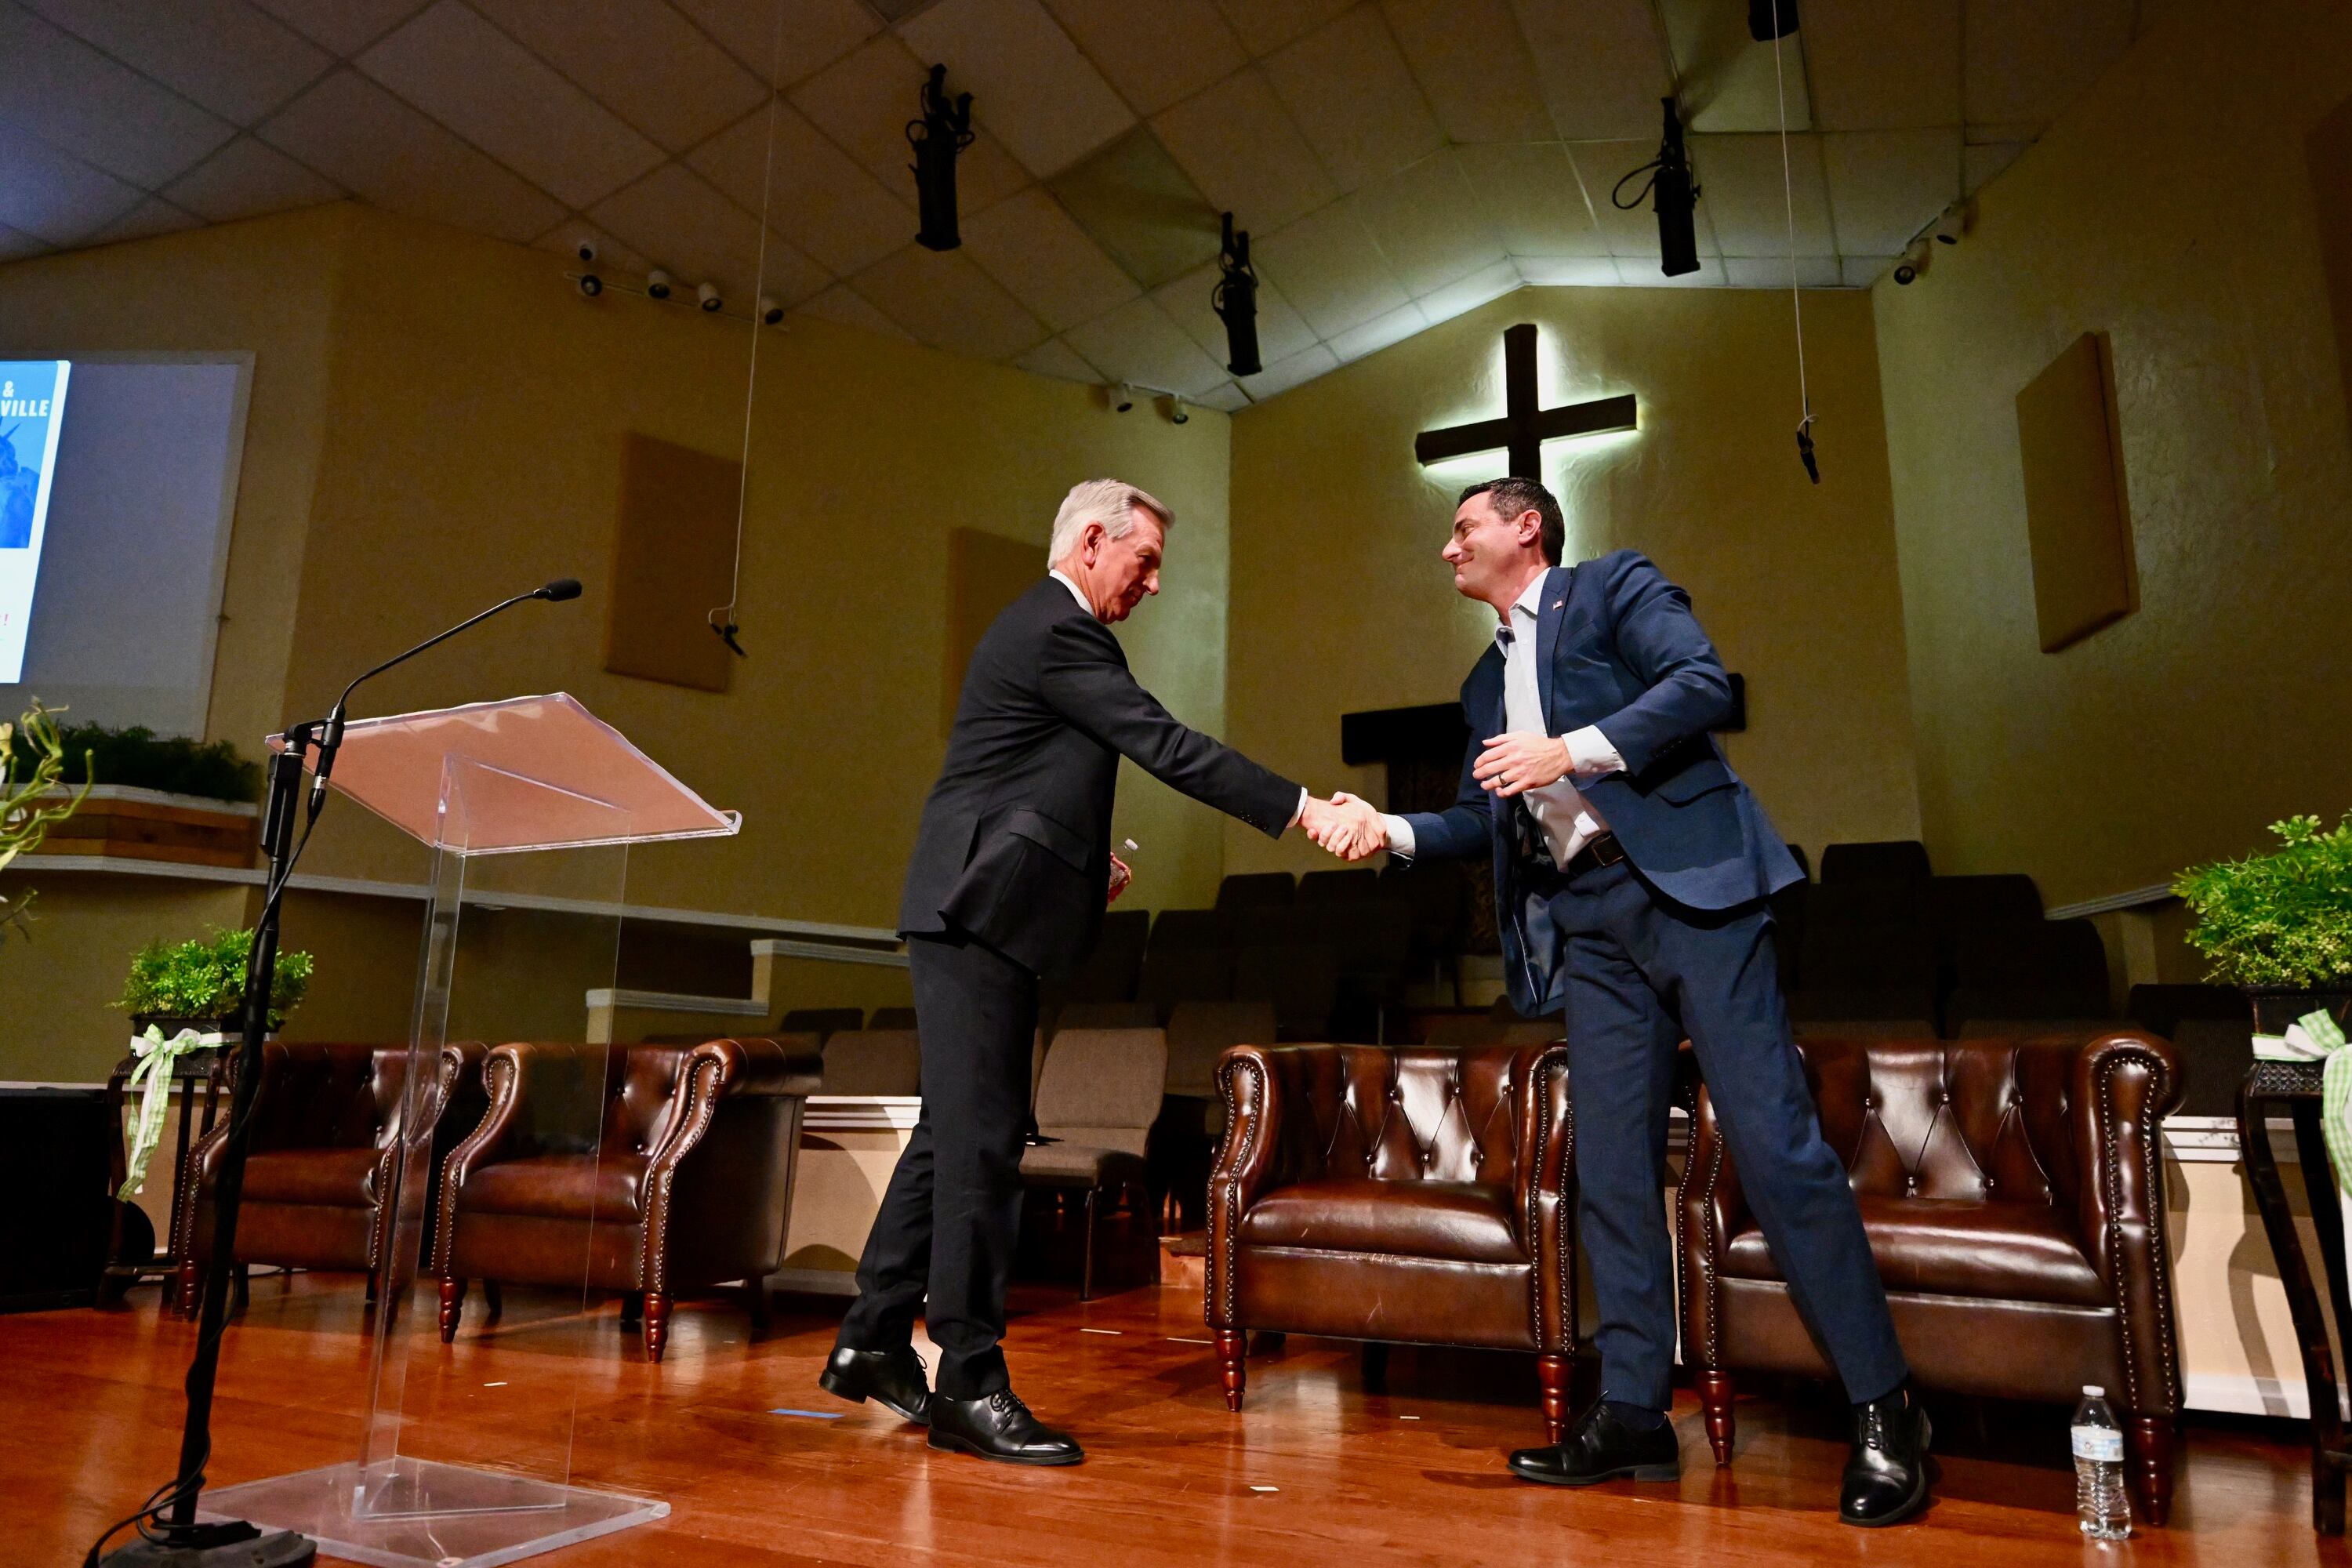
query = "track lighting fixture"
xmin=645 ymin=268 xmax=673 ymax=300
xmin=1613 ymin=99 xmax=1701 ymax=278
xmin=697 ymin=282 xmax=722 ymax=313
xmin=909 ymin=64 xmax=975 ymax=252
xmin=1213 ymin=212 xmax=1261 ymax=377
xmin=758 ymin=296 xmax=783 ymax=326
xmin=1168 ymin=395 xmax=1189 ymax=426
xmin=1112 ymin=383 xmax=1136 ymax=413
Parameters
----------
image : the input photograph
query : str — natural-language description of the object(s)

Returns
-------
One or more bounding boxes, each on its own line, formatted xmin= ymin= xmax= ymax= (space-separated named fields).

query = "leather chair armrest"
xmin=2070 ymin=1029 xmax=2184 ymax=1416
xmin=432 ymin=1043 xmax=531 ymax=1274
xmin=688 ymin=1035 xmax=825 ymax=1098
xmin=1206 ymin=1044 xmax=1287 ymax=1331
xmin=1512 ymin=1043 xmax=1575 ymax=1351
xmin=1676 ymin=1082 xmax=1752 ymax=1372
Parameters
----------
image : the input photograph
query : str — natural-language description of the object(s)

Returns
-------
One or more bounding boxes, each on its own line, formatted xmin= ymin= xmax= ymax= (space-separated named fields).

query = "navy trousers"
xmin=837 ymin=929 xmax=1036 ymax=1399
xmin=1546 ymin=856 xmax=1907 ymax=1410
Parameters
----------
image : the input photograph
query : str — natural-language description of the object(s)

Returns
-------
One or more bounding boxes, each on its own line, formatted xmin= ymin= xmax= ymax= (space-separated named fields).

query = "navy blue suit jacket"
xmin=1399 ymin=550 xmax=1802 ymax=1014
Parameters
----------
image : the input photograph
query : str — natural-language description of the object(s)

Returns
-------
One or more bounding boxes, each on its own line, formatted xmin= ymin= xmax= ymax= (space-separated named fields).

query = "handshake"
xmin=1298 ymin=792 xmax=1387 ymax=862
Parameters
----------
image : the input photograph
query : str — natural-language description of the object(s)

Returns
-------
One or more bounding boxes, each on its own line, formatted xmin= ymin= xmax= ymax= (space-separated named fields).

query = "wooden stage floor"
xmin=9 ymin=1269 xmax=2338 ymax=1566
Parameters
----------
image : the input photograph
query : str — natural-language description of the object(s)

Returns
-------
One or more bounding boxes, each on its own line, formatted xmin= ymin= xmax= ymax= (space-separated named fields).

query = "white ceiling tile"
xmin=898 ymin=0 xmax=1135 ymax=178
xmin=1963 ymin=140 xmax=2029 ymax=194
xmin=850 ymin=243 xmax=1051 ymax=360
xmin=359 ymin=2 xmax=666 ymax=210
xmin=1614 ymin=254 xmax=1725 ymax=286
xmin=1565 ymin=139 xmax=1707 ymax=260
xmin=260 ymin=70 xmax=567 ymax=241
xmin=83 ymin=197 xmax=203 ymax=246
xmin=1150 ymin=67 xmax=1336 ymax=232
xmin=24 ymin=0 xmax=331 ymax=125
xmin=1512 ymin=0 xmax=1670 ymax=141
xmin=534 ymin=218 xmax=651 ymax=278
xmin=1212 ymin=0 xmax=1352 ymax=57
xmin=1456 ymin=143 xmax=1607 ymax=257
xmin=590 ymin=162 xmax=785 ymax=299
xmin=1014 ymin=336 xmax=1101 ymax=383
xmin=1800 ymin=0 xmax=1961 ymax=131
xmin=1348 ymin=151 xmax=1504 ymax=297
xmin=0 ymin=122 xmax=141 ymax=244
xmin=1417 ymin=258 xmax=1522 ymax=325
xmin=1151 ymin=261 xmax=1320 ymax=370
xmin=1251 ymin=201 xmax=1409 ymax=337
xmin=1191 ymin=379 xmax=1250 ymax=412
xmin=1041 ymin=0 xmax=1246 ymax=117
xmin=1963 ymin=0 xmax=2134 ymax=127
xmin=471 ymin=0 xmax=768 ymax=153
xmin=1516 ymin=256 xmax=1623 ymax=285
xmin=1842 ymin=254 xmax=1895 ymax=287
xmin=960 ymin=187 xmax=1141 ymax=332
xmin=1822 ymin=127 xmax=1960 ymax=255
xmin=247 ymin=0 xmax=434 ymax=56
xmin=1722 ymin=254 xmax=1841 ymax=288
xmin=0 ymin=223 xmax=52 ymax=263
xmin=790 ymin=33 xmax=1032 ymax=216
xmin=1381 ymin=0 xmax=1551 ymax=143
xmin=1263 ymin=6 xmax=1443 ymax=194
xmin=793 ymin=280 xmax=916 ymax=341
xmin=1063 ymin=296 xmax=1229 ymax=394
xmin=0 ymin=6 xmax=234 ymax=188
xmin=689 ymin=103 xmax=913 ymax=275
xmin=1236 ymin=340 xmax=1338 ymax=400
xmin=163 ymin=135 xmax=344 ymax=223
xmin=1325 ymin=299 xmax=1425 ymax=363
xmin=1691 ymin=133 xmax=1835 ymax=255
xmin=755 ymin=227 xmax=833 ymax=307
xmin=673 ymin=0 xmax=880 ymax=85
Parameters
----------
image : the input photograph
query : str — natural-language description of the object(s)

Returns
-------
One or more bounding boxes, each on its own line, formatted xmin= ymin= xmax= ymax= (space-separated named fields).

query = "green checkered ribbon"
xmin=2307 ymin=1011 xmax=2352 ymax=1196
xmin=120 ymin=1025 xmax=220 ymax=1197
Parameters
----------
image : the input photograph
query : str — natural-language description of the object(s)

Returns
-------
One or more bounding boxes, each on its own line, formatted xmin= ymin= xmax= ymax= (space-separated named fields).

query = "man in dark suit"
xmin=1317 ymin=477 xmax=1928 ymax=1525
xmin=822 ymin=479 xmax=1381 ymax=1465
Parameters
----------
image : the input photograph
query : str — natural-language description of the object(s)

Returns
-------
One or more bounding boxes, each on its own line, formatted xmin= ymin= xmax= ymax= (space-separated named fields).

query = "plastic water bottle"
xmin=2072 ymin=1385 xmax=2131 ymax=1539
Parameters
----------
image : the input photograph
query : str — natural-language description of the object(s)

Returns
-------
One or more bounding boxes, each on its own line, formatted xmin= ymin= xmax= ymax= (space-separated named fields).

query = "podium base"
xmin=201 ymin=1459 xmax=666 ymax=1568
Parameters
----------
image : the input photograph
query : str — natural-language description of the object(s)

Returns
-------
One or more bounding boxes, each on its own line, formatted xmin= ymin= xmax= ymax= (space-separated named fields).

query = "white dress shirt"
xmin=1047 ymin=570 xmax=1306 ymax=832
xmin=1382 ymin=570 xmax=1624 ymax=861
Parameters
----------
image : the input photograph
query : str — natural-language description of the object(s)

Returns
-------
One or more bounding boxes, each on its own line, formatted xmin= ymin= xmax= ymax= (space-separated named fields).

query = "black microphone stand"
xmin=96 ymin=579 xmax=581 ymax=1568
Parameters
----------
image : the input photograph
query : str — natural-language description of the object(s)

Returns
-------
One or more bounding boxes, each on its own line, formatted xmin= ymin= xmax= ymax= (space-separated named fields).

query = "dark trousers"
xmin=1548 ymin=857 xmax=1907 ymax=1410
xmin=837 ymin=928 xmax=1037 ymax=1399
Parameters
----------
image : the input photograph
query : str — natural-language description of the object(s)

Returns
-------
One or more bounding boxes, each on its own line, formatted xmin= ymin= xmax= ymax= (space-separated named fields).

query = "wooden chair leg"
xmin=1536 ymin=1353 xmax=1570 ymax=1445
xmin=2127 ymin=1414 xmax=2176 ymax=1528
xmin=746 ymin=1279 xmax=772 ymax=1338
xmin=1697 ymin=1369 xmax=1736 ymax=1465
xmin=1362 ymin=1341 xmax=1390 ymax=1393
xmin=437 ymin=1277 xmax=465 ymax=1342
xmin=481 ymin=1279 xmax=503 ymax=1323
xmin=175 ymin=1256 xmax=199 ymax=1319
xmin=619 ymin=1290 xmax=643 ymax=1327
xmin=230 ymin=1263 xmax=250 ymax=1317
xmin=643 ymin=1291 xmax=672 ymax=1363
xmin=1215 ymin=1328 xmax=1246 ymax=1412
xmin=1080 ymin=1187 xmax=1100 ymax=1302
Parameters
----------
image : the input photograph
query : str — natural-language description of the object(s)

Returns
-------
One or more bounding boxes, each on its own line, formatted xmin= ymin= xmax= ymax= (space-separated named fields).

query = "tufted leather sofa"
xmin=176 ymin=1040 xmax=487 ymax=1320
xmin=434 ymin=1036 xmax=822 ymax=1360
xmin=1679 ymin=1029 xmax=2183 ymax=1523
xmin=1206 ymin=1043 xmax=1577 ymax=1439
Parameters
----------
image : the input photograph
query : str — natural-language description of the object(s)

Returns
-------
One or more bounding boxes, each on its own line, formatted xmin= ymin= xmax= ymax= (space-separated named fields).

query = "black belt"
xmin=1561 ymin=831 xmax=1627 ymax=880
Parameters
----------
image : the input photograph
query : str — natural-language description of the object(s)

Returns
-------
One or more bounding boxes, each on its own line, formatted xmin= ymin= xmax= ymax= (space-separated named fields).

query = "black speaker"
xmin=1 ymin=1087 xmax=114 ymax=1312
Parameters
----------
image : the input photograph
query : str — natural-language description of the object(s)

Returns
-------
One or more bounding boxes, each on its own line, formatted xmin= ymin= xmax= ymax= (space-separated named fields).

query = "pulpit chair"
xmin=1679 ymin=1029 xmax=2183 ymax=1523
xmin=1021 ymin=1026 xmax=1167 ymax=1299
xmin=434 ymin=1036 xmax=822 ymax=1360
xmin=1206 ymin=1043 xmax=1577 ymax=1439
xmin=176 ymin=1040 xmax=487 ymax=1322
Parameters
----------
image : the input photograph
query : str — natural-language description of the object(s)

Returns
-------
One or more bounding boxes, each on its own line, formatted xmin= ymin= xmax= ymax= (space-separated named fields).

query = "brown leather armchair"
xmin=434 ymin=1036 xmax=822 ymax=1361
xmin=1207 ymin=1043 xmax=1577 ymax=1439
xmin=176 ymin=1040 xmax=486 ymax=1319
xmin=1679 ymin=1030 xmax=2183 ymax=1523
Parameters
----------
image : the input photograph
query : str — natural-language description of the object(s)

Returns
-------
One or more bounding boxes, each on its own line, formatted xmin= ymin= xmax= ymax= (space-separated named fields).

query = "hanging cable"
xmin=1769 ymin=2 xmax=1819 ymax=483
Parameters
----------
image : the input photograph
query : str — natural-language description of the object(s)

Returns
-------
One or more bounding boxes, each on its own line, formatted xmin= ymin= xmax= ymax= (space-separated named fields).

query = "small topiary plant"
xmin=2174 ymin=814 xmax=2352 ymax=989
xmin=117 ymin=926 xmax=315 ymax=1029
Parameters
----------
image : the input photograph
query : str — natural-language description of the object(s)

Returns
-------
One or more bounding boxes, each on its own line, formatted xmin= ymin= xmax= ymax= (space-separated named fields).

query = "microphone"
xmin=306 ymin=578 xmax=583 ymax=811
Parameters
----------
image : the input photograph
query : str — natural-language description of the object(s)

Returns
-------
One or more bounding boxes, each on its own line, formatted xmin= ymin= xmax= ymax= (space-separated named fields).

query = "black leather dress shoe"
xmin=818 ymin=1344 xmax=931 ymax=1424
xmin=1840 ymin=1393 xmax=1933 ymax=1526
xmin=927 ymin=1388 xmax=1084 ymax=1466
xmin=1508 ymin=1403 xmax=1681 ymax=1486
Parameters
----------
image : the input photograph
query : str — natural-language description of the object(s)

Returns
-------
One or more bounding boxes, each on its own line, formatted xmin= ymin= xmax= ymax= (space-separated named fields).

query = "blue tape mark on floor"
xmin=771 ymin=1408 xmax=845 ymax=1419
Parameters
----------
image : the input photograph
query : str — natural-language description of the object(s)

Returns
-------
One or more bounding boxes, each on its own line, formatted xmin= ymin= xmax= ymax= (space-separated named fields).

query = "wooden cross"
xmin=1414 ymin=321 xmax=1637 ymax=477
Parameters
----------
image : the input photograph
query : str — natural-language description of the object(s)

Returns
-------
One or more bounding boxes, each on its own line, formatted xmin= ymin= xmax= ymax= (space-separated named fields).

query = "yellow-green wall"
xmin=1871 ymin=1 xmax=2352 ymax=906
xmin=1222 ymin=286 xmax=1922 ymax=876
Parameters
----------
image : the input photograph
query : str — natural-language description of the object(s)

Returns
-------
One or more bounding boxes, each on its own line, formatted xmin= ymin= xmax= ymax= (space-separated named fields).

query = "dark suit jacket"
xmin=1400 ymin=551 xmax=1803 ymax=1014
xmin=900 ymin=577 xmax=1301 ymax=979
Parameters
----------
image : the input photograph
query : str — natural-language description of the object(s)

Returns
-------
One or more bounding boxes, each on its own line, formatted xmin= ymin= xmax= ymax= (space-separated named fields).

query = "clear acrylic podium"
xmin=205 ymin=695 xmax=739 ymax=1568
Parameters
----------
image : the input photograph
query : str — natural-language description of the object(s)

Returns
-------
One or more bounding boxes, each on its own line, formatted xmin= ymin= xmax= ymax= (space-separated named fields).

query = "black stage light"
xmin=1212 ymin=212 xmax=1261 ymax=376
xmin=1612 ymin=98 xmax=1702 ymax=278
xmin=908 ymin=64 xmax=974 ymax=252
xmin=1749 ymin=0 xmax=1798 ymax=42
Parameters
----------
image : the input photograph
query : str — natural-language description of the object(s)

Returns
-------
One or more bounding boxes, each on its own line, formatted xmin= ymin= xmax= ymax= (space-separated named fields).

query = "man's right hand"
xmin=1301 ymin=793 xmax=1385 ymax=861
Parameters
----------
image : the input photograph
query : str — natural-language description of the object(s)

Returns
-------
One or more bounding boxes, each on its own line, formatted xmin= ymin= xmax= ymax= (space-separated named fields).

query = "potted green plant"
xmin=0 ymin=699 xmax=91 ymax=934
xmin=2175 ymin=812 xmax=2352 ymax=1057
xmin=4 ymin=719 xmax=262 ymax=869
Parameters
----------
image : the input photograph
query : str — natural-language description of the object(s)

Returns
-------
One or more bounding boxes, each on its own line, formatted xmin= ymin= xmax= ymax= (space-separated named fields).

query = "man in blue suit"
xmin=1320 ymin=477 xmax=1929 ymax=1525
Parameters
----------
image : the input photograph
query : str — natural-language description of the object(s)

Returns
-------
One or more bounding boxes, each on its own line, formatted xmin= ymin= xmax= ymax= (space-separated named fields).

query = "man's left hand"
xmin=1106 ymin=852 xmax=1132 ymax=905
xmin=1474 ymin=731 xmax=1571 ymax=798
